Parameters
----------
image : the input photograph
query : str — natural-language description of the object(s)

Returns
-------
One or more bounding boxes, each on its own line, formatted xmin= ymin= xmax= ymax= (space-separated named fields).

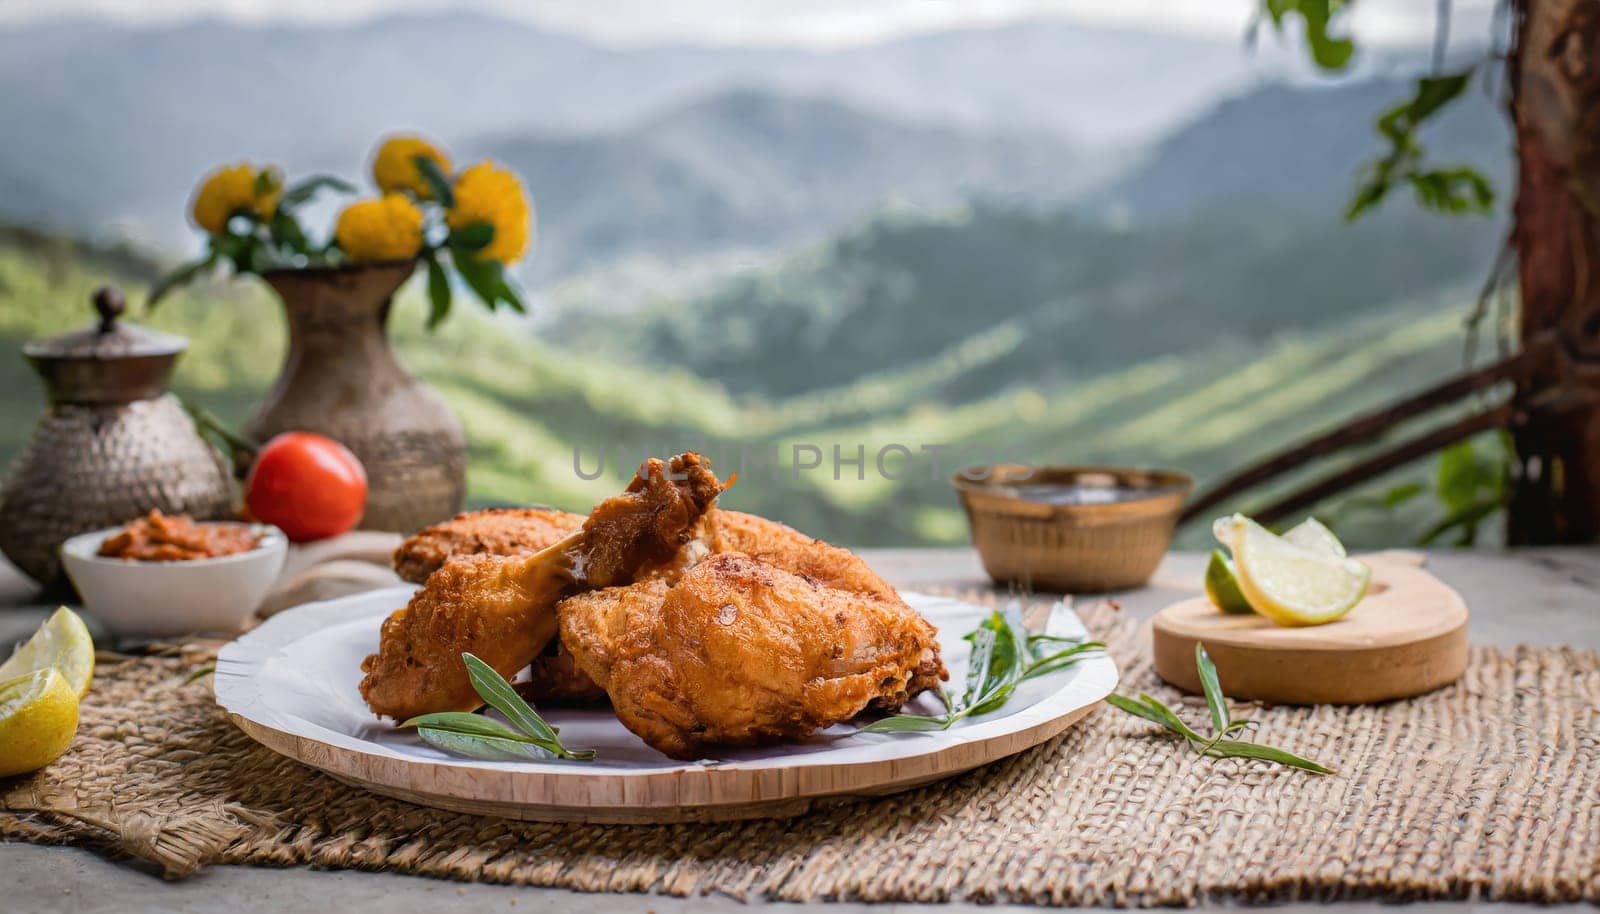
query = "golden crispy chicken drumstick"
xmin=359 ymin=453 xmax=723 ymax=721
xmin=392 ymin=507 xmax=585 ymax=584
xmin=559 ymin=551 xmax=947 ymax=760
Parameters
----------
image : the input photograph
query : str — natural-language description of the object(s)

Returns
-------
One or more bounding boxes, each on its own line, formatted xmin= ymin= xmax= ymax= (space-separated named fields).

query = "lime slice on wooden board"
xmin=0 ymin=606 xmax=95 ymax=696
xmin=0 ymin=667 xmax=80 ymax=777
xmin=1214 ymin=514 xmax=1371 ymax=627
xmin=1203 ymin=549 xmax=1255 ymax=614
xmin=1282 ymin=517 xmax=1347 ymax=557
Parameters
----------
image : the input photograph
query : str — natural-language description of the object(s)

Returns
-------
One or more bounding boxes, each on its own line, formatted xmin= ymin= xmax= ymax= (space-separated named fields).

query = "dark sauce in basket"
xmin=1006 ymin=483 xmax=1180 ymax=506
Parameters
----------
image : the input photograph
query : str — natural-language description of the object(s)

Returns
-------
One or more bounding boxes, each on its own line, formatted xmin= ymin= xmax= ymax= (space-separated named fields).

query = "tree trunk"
xmin=1508 ymin=0 xmax=1600 ymax=543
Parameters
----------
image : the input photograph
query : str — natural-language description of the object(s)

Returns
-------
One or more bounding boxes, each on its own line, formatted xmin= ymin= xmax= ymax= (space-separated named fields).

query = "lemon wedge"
xmin=1214 ymin=514 xmax=1370 ymax=626
xmin=0 ymin=668 xmax=79 ymax=777
xmin=1282 ymin=517 xmax=1346 ymax=558
xmin=1203 ymin=549 xmax=1254 ymax=614
xmin=0 ymin=607 xmax=94 ymax=696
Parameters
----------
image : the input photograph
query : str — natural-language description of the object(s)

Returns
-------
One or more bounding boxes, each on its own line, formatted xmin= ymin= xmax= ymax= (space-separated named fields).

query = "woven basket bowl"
xmin=954 ymin=465 xmax=1193 ymax=593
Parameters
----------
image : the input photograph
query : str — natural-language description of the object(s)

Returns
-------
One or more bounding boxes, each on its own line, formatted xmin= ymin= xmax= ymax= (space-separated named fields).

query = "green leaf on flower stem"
xmin=269 ymin=210 xmax=311 ymax=256
xmin=253 ymin=168 xmax=280 ymax=198
xmin=424 ymin=251 xmax=452 ymax=330
xmin=454 ymin=252 xmax=527 ymax=315
xmin=415 ymin=155 xmax=455 ymax=207
xmin=450 ymin=221 xmax=494 ymax=253
xmin=279 ymin=174 xmax=355 ymax=209
xmin=147 ymin=252 xmax=218 ymax=310
xmin=453 ymin=252 xmax=503 ymax=310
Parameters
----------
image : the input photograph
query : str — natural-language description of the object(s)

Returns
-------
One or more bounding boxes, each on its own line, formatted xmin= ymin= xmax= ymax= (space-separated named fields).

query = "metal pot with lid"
xmin=0 ymin=287 xmax=235 ymax=591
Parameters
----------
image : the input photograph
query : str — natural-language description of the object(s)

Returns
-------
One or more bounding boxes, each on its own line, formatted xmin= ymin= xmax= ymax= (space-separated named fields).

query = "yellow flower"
xmin=189 ymin=163 xmax=281 ymax=234
xmin=446 ymin=161 xmax=533 ymax=265
xmin=334 ymin=194 xmax=424 ymax=262
xmin=372 ymin=135 xmax=452 ymax=198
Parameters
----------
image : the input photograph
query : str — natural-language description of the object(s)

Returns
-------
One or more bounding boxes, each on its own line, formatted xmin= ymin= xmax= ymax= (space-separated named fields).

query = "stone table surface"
xmin=4 ymin=547 xmax=1598 ymax=914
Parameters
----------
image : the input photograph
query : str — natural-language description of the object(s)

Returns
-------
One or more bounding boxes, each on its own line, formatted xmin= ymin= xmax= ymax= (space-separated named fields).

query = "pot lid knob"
xmin=94 ymin=285 xmax=126 ymax=332
xmin=20 ymin=285 xmax=188 ymax=404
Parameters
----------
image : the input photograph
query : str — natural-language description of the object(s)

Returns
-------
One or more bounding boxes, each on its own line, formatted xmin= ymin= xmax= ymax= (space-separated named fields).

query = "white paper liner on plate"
xmin=216 ymin=587 xmax=1118 ymax=784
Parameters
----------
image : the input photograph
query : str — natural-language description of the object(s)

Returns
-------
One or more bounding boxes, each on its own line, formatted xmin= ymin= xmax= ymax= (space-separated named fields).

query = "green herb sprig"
xmin=860 ymin=608 xmax=1106 ymax=734
xmin=1105 ymin=644 xmax=1332 ymax=774
xmin=400 ymin=652 xmax=596 ymax=762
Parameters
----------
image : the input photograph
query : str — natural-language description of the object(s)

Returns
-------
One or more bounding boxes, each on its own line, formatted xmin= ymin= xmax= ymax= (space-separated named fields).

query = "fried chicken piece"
xmin=359 ymin=454 xmax=723 ymax=721
xmin=393 ymin=508 xmax=585 ymax=584
xmin=702 ymin=511 xmax=946 ymax=699
xmin=515 ymin=639 xmax=610 ymax=705
xmin=387 ymin=506 xmax=921 ymax=708
xmin=560 ymin=552 xmax=946 ymax=760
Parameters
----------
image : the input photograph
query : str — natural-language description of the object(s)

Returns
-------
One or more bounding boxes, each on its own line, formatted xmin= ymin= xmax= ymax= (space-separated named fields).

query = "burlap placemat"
xmin=3 ymin=597 xmax=1597 ymax=906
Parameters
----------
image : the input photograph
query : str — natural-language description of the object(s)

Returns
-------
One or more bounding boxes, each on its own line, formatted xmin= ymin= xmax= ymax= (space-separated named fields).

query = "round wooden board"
xmin=1152 ymin=559 xmax=1468 ymax=705
xmin=216 ymin=587 xmax=1119 ymax=824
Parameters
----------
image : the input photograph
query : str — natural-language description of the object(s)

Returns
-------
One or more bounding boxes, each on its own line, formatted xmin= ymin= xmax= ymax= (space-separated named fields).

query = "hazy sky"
xmin=0 ymin=0 xmax=1495 ymax=50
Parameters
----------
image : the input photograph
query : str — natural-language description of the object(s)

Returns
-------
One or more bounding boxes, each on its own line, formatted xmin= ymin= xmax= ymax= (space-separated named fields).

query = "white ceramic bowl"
xmin=60 ymin=523 xmax=288 ymax=639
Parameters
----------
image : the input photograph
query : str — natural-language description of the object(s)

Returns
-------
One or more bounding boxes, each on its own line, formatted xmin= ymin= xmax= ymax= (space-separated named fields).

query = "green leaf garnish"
xmin=462 ymin=653 xmax=561 ymax=744
xmin=860 ymin=606 xmax=1105 ymax=737
xmin=1195 ymin=643 xmax=1230 ymax=732
xmin=397 ymin=653 xmax=596 ymax=762
xmin=415 ymin=727 xmax=554 ymax=763
xmin=1106 ymin=642 xmax=1332 ymax=775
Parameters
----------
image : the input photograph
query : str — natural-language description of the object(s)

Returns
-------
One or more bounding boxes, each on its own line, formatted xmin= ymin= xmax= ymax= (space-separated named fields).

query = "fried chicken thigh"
xmin=560 ymin=552 xmax=946 ymax=760
xmin=359 ymin=453 xmax=722 ymax=721
xmin=393 ymin=507 xmax=585 ymax=584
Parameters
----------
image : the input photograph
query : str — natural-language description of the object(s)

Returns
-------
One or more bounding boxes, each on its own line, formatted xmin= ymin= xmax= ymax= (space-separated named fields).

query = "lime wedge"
xmin=1204 ymin=549 xmax=1254 ymax=614
xmin=1283 ymin=517 xmax=1346 ymax=557
xmin=1215 ymin=514 xmax=1370 ymax=627
xmin=0 ymin=607 xmax=94 ymax=697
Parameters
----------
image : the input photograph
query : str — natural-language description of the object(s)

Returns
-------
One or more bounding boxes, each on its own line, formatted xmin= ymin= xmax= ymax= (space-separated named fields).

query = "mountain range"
xmin=1096 ymin=75 xmax=1513 ymax=220
xmin=485 ymin=90 xmax=1097 ymax=277
xmin=0 ymin=13 xmax=1284 ymax=249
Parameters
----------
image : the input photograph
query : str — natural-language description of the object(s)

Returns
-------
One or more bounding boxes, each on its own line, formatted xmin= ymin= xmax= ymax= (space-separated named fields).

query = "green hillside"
xmin=0 ymin=223 xmax=1486 ymax=549
xmin=551 ymin=202 xmax=1498 ymax=399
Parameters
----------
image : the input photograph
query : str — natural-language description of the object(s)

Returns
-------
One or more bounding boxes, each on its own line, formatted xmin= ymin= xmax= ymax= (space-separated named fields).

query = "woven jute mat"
xmin=3 ymin=596 xmax=1598 ymax=905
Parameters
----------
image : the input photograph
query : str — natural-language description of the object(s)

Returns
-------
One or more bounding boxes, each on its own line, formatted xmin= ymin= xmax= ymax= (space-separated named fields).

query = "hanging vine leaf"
xmin=1346 ymin=70 xmax=1495 ymax=220
xmin=1260 ymin=0 xmax=1355 ymax=72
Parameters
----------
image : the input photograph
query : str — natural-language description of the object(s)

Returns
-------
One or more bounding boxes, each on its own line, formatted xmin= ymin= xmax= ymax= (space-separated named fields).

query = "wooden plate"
xmin=216 ymin=587 xmax=1118 ymax=824
xmin=1152 ymin=557 xmax=1467 ymax=705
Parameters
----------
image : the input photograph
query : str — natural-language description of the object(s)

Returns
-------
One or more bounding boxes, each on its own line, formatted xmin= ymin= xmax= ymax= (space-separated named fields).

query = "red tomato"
xmin=245 ymin=432 xmax=367 ymax=542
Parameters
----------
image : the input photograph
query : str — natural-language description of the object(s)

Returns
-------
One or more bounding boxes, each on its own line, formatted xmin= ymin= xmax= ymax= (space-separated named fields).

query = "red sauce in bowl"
xmin=97 ymin=510 xmax=260 ymax=562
